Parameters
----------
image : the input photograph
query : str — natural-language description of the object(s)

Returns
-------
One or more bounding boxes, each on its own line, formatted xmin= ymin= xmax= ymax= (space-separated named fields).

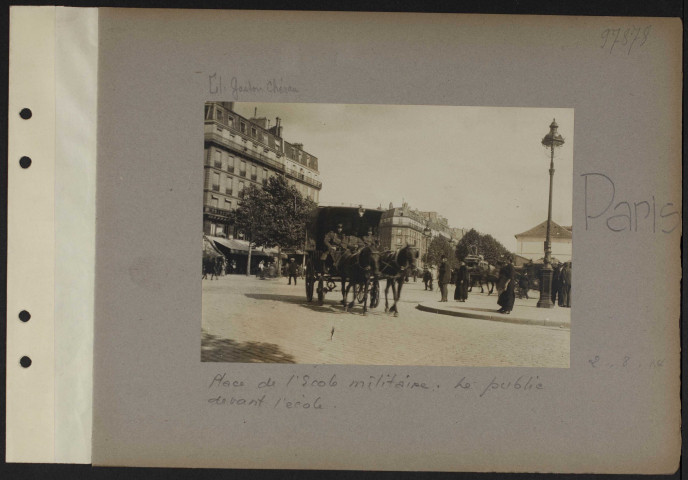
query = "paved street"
xmin=202 ymin=274 xmax=569 ymax=367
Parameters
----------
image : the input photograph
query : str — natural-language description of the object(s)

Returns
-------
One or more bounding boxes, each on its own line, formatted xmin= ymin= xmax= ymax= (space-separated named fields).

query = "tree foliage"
xmin=424 ymin=236 xmax=458 ymax=269
xmin=233 ymin=176 xmax=316 ymax=250
xmin=455 ymin=228 xmax=511 ymax=266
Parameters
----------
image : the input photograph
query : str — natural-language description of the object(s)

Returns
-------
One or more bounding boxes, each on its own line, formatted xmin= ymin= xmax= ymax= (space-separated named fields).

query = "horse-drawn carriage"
xmin=304 ymin=206 xmax=418 ymax=315
xmin=464 ymin=253 xmax=498 ymax=294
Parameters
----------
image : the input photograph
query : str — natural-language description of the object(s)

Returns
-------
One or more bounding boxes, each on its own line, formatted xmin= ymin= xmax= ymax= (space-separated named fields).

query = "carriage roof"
xmin=307 ymin=205 xmax=384 ymax=251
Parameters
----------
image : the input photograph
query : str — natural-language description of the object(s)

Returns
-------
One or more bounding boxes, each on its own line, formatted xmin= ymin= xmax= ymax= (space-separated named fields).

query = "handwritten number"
xmin=601 ymin=25 xmax=650 ymax=54
xmin=609 ymin=28 xmax=621 ymax=53
xmin=600 ymin=29 xmax=611 ymax=49
xmin=639 ymin=26 xmax=651 ymax=47
xmin=628 ymin=27 xmax=641 ymax=54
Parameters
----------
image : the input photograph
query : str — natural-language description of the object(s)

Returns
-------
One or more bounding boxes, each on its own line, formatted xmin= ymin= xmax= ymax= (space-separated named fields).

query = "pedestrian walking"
xmin=202 ymin=256 xmax=213 ymax=280
xmin=551 ymin=263 xmax=561 ymax=306
xmin=438 ymin=256 xmax=451 ymax=302
xmin=422 ymin=268 xmax=433 ymax=291
xmin=518 ymin=271 xmax=530 ymax=299
xmin=287 ymin=258 xmax=298 ymax=285
xmin=454 ymin=261 xmax=469 ymax=302
xmin=560 ymin=261 xmax=571 ymax=307
xmin=497 ymin=258 xmax=515 ymax=314
xmin=258 ymin=260 xmax=265 ymax=279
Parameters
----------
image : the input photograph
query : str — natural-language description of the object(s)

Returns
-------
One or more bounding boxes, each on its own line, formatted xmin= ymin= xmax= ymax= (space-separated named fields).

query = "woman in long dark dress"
xmin=455 ymin=262 xmax=469 ymax=302
xmin=497 ymin=260 xmax=515 ymax=314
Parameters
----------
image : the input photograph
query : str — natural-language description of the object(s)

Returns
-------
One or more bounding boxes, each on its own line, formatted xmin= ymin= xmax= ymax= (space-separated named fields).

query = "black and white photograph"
xmin=201 ymin=102 xmax=573 ymax=367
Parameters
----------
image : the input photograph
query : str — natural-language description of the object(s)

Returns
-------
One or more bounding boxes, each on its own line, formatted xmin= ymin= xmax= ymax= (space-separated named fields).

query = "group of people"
xmin=202 ymin=256 xmax=225 ymax=280
xmin=323 ymin=223 xmax=381 ymax=273
xmin=551 ymin=262 xmax=572 ymax=308
xmin=434 ymin=256 xmax=471 ymax=302
xmin=430 ymin=256 xmax=520 ymax=314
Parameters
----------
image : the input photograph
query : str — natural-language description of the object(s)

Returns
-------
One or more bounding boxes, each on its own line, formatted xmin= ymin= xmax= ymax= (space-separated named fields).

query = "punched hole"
xmin=19 ymin=156 xmax=32 ymax=169
xmin=18 ymin=310 xmax=31 ymax=322
xmin=19 ymin=108 xmax=32 ymax=119
xmin=20 ymin=356 xmax=32 ymax=368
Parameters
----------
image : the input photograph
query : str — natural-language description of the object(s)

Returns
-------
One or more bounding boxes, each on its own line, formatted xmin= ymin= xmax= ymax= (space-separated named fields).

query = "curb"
xmin=416 ymin=303 xmax=570 ymax=329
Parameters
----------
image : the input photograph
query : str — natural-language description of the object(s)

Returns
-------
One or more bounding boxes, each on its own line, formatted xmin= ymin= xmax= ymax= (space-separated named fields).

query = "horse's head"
xmin=398 ymin=244 xmax=419 ymax=270
xmin=357 ymin=246 xmax=373 ymax=267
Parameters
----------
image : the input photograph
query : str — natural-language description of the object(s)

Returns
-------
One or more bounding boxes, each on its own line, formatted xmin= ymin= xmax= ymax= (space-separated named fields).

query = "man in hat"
xmin=287 ymin=258 xmax=298 ymax=285
xmin=361 ymin=227 xmax=381 ymax=276
xmin=361 ymin=227 xmax=380 ymax=250
xmin=438 ymin=255 xmax=451 ymax=302
xmin=323 ymin=223 xmax=345 ymax=269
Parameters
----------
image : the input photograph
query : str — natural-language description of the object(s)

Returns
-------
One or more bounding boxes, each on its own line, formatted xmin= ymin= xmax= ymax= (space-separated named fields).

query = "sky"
xmin=233 ymin=103 xmax=574 ymax=251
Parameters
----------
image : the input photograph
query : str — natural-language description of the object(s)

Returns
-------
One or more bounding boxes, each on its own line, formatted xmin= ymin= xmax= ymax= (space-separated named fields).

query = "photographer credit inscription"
xmin=208 ymin=74 xmax=299 ymax=100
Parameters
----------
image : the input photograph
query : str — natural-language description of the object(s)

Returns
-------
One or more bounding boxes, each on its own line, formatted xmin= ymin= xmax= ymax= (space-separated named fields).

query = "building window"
xmin=396 ymin=237 xmax=402 ymax=245
xmin=215 ymin=110 xmax=223 ymax=121
xmin=238 ymin=181 xmax=245 ymax=198
xmin=212 ymin=173 xmax=220 ymax=192
xmin=397 ymin=229 xmax=402 ymax=235
xmin=240 ymin=160 xmax=246 ymax=177
xmin=251 ymin=127 xmax=257 ymax=137
xmin=227 ymin=156 xmax=234 ymax=173
xmin=225 ymin=176 xmax=232 ymax=195
xmin=211 ymin=196 xmax=219 ymax=208
xmin=214 ymin=150 xmax=222 ymax=168
xmin=251 ymin=165 xmax=257 ymax=181
xmin=227 ymin=116 xmax=234 ymax=128
xmin=224 ymin=199 xmax=232 ymax=210
xmin=262 ymin=168 xmax=268 ymax=186
xmin=240 ymin=122 xmax=246 ymax=134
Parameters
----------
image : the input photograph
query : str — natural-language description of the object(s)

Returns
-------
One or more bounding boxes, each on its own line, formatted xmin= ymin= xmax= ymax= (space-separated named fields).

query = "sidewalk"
xmin=417 ymin=290 xmax=570 ymax=329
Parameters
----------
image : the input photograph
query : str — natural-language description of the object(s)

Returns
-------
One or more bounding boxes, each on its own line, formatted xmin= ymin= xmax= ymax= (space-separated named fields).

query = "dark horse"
xmin=340 ymin=246 xmax=377 ymax=314
xmin=468 ymin=264 xmax=498 ymax=294
xmin=378 ymin=245 xmax=418 ymax=316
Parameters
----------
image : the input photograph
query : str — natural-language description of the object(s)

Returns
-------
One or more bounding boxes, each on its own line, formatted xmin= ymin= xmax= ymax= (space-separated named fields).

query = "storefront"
xmin=208 ymin=236 xmax=276 ymax=275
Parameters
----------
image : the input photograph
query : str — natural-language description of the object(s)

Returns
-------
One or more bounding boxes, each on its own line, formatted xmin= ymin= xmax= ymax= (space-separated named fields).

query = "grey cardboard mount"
xmin=93 ymin=10 xmax=681 ymax=472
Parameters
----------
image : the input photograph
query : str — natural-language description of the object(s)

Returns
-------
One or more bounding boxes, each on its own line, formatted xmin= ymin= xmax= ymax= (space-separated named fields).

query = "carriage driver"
xmin=361 ymin=227 xmax=382 ymax=276
xmin=361 ymin=227 xmax=380 ymax=250
xmin=322 ymin=223 xmax=345 ymax=267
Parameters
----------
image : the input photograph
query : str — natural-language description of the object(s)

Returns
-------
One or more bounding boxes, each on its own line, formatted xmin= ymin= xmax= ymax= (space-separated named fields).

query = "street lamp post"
xmin=422 ymin=225 xmax=432 ymax=268
xmin=537 ymin=119 xmax=565 ymax=308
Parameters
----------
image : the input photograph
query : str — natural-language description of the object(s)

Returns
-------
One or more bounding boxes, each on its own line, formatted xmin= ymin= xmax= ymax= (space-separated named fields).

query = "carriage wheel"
xmin=370 ymin=280 xmax=380 ymax=308
xmin=355 ymin=284 xmax=366 ymax=303
xmin=306 ymin=276 xmax=314 ymax=302
xmin=317 ymin=277 xmax=325 ymax=305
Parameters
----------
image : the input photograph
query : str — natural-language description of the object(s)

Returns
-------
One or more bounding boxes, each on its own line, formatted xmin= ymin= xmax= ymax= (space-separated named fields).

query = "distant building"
xmin=514 ymin=220 xmax=572 ymax=262
xmin=379 ymin=202 xmax=465 ymax=268
xmin=203 ymin=101 xmax=322 ymax=238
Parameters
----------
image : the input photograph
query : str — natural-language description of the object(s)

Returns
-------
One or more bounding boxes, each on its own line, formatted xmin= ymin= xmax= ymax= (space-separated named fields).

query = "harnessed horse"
xmin=339 ymin=246 xmax=377 ymax=314
xmin=378 ymin=245 xmax=418 ymax=316
xmin=468 ymin=264 xmax=497 ymax=294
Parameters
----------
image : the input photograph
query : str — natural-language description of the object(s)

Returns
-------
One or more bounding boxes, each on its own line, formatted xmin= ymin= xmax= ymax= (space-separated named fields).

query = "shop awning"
xmin=203 ymin=235 xmax=224 ymax=258
xmin=208 ymin=236 xmax=274 ymax=257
